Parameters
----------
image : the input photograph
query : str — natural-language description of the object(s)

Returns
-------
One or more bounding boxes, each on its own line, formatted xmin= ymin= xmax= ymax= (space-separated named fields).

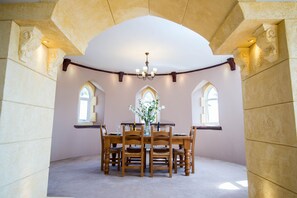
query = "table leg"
xmin=184 ymin=148 xmax=190 ymax=176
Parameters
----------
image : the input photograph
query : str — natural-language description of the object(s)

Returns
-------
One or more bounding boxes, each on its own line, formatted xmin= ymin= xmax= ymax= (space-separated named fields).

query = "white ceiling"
xmin=68 ymin=16 xmax=232 ymax=74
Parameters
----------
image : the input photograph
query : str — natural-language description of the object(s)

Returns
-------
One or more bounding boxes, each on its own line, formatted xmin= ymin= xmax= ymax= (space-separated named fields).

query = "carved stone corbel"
xmin=48 ymin=48 xmax=65 ymax=76
xmin=233 ymin=48 xmax=250 ymax=77
xmin=254 ymin=24 xmax=278 ymax=63
xmin=19 ymin=26 xmax=43 ymax=63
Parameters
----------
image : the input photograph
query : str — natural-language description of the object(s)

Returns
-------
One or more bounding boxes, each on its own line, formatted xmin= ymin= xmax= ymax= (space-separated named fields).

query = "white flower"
xmin=129 ymin=98 xmax=165 ymax=123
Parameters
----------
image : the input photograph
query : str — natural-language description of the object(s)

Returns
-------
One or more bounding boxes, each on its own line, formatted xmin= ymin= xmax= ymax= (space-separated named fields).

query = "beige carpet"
xmin=47 ymin=155 xmax=248 ymax=198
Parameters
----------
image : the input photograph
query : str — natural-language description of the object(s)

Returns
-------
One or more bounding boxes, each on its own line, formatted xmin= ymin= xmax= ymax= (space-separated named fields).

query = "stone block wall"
xmin=241 ymin=20 xmax=297 ymax=197
xmin=0 ymin=21 xmax=57 ymax=198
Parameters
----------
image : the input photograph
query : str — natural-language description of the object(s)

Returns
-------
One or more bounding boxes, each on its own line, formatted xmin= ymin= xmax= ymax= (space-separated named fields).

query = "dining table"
xmin=103 ymin=133 xmax=192 ymax=176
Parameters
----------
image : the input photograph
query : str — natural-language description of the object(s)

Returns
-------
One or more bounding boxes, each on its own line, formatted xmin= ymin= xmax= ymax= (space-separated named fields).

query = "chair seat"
xmin=127 ymin=147 xmax=142 ymax=153
xmin=153 ymin=147 xmax=169 ymax=153
xmin=126 ymin=146 xmax=147 ymax=170
xmin=110 ymin=147 xmax=122 ymax=152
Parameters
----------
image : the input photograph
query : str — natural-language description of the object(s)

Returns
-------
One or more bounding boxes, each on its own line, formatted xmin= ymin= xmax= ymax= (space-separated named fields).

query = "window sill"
xmin=74 ymin=124 xmax=101 ymax=129
xmin=193 ymin=126 xmax=222 ymax=130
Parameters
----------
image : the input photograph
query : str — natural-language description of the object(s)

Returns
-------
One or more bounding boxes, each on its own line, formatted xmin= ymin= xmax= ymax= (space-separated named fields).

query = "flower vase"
xmin=144 ymin=122 xmax=151 ymax=136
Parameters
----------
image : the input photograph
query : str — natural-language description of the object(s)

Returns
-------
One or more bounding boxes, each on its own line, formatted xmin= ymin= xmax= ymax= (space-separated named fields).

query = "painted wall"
xmin=51 ymin=62 xmax=246 ymax=165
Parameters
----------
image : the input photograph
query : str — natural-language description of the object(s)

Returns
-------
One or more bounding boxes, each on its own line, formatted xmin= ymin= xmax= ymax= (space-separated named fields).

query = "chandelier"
xmin=136 ymin=52 xmax=157 ymax=80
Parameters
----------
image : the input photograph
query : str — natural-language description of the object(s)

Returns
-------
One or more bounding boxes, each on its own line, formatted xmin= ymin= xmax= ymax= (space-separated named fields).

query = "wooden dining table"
xmin=103 ymin=134 xmax=192 ymax=176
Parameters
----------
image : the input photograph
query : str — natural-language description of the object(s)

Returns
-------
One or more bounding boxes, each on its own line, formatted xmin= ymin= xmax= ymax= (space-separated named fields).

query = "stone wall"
xmin=0 ymin=21 xmax=59 ymax=198
xmin=239 ymin=20 xmax=297 ymax=197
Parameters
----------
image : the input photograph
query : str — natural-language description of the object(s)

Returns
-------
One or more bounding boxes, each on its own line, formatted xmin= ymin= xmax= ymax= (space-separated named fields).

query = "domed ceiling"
xmin=68 ymin=16 xmax=232 ymax=74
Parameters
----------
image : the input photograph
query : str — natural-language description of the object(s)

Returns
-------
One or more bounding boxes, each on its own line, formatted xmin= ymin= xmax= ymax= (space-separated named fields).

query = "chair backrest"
xmin=150 ymin=126 xmax=172 ymax=148
xmin=100 ymin=125 xmax=107 ymax=146
xmin=122 ymin=125 xmax=144 ymax=149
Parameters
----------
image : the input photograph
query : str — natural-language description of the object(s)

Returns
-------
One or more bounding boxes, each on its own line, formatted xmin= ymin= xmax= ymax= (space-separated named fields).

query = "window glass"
xmin=207 ymin=99 xmax=219 ymax=123
xmin=80 ymin=87 xmax=90 ymax=99
xmin=143 ymin=90 xmax=154 ymax=103
xmin=78 ymin=85 xmax=93 ymax=122
xmin=208 ymin=87 xmax=217 ymax=100
xmin=79 ymin=100 xmax=88 ymax=120
xmin=203 ymin=84 xmax=219 ymax=125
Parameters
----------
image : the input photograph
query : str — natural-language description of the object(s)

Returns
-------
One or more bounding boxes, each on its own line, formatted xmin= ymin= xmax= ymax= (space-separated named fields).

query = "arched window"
xmin=78 ymin=82 xmax=96 ymax=123
xmin=142 ymin=89 xmax=155 ymax=103
xmin=134 ymin=86 xmax=159 ymax=123
xmin=202 ymin=84 xmax=219 ymax=125
xmin=79 ymin=87 xmax=91 ymax=121
xmin=141 ymin=87 xmax=158 ymax=123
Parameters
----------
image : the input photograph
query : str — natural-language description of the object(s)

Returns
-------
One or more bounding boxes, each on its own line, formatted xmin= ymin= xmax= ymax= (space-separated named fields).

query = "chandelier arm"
xmin=136 ymin=52 xmax=156 ymax=80
xmin=136 ymin=74 xmax=144 ymax=79
xmin=147 ymin=75 xmax=154 ymax=80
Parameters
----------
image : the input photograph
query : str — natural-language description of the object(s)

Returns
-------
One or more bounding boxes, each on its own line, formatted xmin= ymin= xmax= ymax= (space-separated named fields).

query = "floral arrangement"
xmin=129 ymin=98 xmax=165 ymax=125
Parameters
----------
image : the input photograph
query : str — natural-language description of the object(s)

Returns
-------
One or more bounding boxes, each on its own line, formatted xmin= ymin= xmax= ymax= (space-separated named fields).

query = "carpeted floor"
xmin=47 ymin=155 xmax=248 ymax=198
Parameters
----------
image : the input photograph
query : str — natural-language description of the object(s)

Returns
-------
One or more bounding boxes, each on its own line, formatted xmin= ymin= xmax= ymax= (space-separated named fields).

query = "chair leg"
xmin=179 ymin=154 xmax=183 ymax=168
xmin=122 ymin=155 xmax=125 ymax=177
xmin=150 ymin=151 xmax=153 ymax=177
xmin=141 ymin=153 xmax=144 ymax=177
xmin=169 ymin=157 xmax=172 ymax=178
xmin=101 ymin=151 xmax=104 ymax=171
xmin=144 ymin=149 xmax=146 ymax=171
xmin=117 ymin=152 xmax=121 ymax=171
xmin=191 ymin=154 xmax=195 ymax=174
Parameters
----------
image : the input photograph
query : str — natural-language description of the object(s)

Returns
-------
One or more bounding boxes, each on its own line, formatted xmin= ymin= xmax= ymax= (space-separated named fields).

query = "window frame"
xmin=135 ymin=86 xmax=159 ymax=123
xmin=77 ymin=82 xmax=96 ymax=124
xmin=202 ymin=84 xmax=220 ymax=126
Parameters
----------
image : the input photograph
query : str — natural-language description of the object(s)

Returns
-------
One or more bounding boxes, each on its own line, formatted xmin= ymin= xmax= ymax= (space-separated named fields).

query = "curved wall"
xmin=51 ymin=63 xmax=246 ymax=165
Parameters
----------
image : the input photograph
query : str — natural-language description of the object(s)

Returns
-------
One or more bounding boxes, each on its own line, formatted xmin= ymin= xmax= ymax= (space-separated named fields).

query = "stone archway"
xmin=1 ymin=1 xmax=297 ymax=197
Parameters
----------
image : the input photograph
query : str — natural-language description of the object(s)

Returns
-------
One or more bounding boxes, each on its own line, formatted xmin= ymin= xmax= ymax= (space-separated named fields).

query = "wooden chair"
xmin=100 ymin=125 xmax=121 ymax=171
xmin=173 ymin=126 xmax=196 ymax=174
xmin=122 ymin=126 xmax=145 ymax=177
xmin=149 ymin=126 xmax=173 ymax=177
xmin=126 ymin=130 xmax=147 ymax=171
xmin=122 ymin=125 xmax=147 ymax=170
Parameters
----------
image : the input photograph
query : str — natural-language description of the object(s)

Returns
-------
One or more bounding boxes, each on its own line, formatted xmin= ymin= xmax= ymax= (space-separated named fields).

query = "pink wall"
xmin=51 ymin=63 xmax=246 ymax=165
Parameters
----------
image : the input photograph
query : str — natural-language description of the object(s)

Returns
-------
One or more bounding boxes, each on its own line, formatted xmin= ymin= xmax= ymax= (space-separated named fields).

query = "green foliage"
xmin=129 ymin=98 xmax=165 ymax=124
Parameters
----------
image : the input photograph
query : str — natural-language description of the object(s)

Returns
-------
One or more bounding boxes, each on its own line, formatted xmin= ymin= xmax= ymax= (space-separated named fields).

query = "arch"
xmin=135 ymin=85 xmax=160 ymax=123
xmin=136 ymin=85 xmax=158 ymax=100
xmin=51 ymin=0 xmax=238 ymax=54
xmin=3 ymin=2 xmax=297 ymax=197
xmin=1 ymin=0 xmax=244 ymax=55
xmin=4 ymin=1 xmax=292 ymax=56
